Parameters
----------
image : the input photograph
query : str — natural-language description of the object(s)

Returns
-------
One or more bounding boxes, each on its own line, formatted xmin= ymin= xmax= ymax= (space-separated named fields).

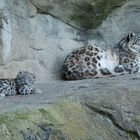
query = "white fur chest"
xmin=98 ymin=48 xmax=119 ymax=71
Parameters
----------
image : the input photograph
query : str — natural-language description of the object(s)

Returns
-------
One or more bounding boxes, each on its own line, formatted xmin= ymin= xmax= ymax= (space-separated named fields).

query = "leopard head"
xmin=119 ymin=32 xmax=140 ymax=54
xmin=16 ymin=71 xmax=36 ymax=87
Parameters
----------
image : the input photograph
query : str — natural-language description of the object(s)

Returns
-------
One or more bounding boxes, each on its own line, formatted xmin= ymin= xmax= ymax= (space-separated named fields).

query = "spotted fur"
xmin=0 ymin=79 xmax=17 ymax=96
xmin=0 ymin=71 xmax=36 ymax=97
xmin=62 ymin=32 xmax=140 ymax=80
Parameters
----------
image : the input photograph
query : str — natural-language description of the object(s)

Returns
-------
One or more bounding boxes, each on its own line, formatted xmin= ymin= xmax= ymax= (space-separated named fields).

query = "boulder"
xmin=0 ymin=74 xmax=140 ymax=139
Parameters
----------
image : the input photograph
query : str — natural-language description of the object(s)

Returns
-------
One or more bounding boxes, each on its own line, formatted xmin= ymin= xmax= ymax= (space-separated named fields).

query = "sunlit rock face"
xmin=0 ymin=0 xmax=140 ymax=81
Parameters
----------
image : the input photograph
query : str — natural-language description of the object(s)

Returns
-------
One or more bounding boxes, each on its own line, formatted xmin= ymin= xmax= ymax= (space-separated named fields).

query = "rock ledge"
xmin=0 ymin=74 xmax=140 ymax=140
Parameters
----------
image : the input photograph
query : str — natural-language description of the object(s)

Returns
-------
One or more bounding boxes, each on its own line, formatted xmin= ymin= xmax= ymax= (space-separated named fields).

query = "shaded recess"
xmin=71 ymin=0 xmax=127 ymax=30
xmin=29 ymin=0 xmax=127 ymax=30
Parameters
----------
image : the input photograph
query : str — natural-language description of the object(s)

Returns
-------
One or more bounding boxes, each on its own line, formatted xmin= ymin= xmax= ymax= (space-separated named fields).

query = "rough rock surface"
xmin=0 ymin=74 xmax=140 ymax=139
xmin=0 ymin=0 xmax=140 ymax=81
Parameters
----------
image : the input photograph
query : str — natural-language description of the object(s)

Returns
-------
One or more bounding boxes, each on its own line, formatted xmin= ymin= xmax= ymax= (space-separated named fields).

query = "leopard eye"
xmin=32 ymin=75 xmax=35 ymax=80
xmin=131 ymin=32 xmax=135 ymax=37
xmin=135 ymin=38 xmax=140 ymax=43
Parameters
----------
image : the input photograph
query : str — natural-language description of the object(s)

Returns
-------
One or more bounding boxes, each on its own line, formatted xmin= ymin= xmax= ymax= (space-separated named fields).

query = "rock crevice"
xmin=85 ymin=103 xmax=140 ymax=140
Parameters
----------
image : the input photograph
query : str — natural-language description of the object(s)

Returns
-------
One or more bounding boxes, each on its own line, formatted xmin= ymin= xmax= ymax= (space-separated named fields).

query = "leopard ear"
xmin=17 ymin=71 xmax=22 ymax=75
xmin=17 ymin=71 xmax=24 ymax=77
xmin=127 ymin=32 xmax=135 ymax=42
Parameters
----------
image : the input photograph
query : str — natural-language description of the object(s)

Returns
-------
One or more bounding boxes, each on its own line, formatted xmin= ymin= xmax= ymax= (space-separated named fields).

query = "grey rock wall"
xmin=0 ymin=0 xmax=82 ymax=81
xmin=0 ymin=0 xmax=140 ymax=81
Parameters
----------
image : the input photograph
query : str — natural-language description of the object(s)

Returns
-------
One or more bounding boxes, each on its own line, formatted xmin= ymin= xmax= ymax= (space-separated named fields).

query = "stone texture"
xmin=0 ymin=74 xmax=140 ymax=139
xmin=29 ymin=0 xmax=140 ymax=45
xmin=0 ymin=0 xmax=82 ymax=81
xmin=97 ymin=0 xmax=140 ymax=45
xmin=29 ymin=0 xmax=127 ymax=30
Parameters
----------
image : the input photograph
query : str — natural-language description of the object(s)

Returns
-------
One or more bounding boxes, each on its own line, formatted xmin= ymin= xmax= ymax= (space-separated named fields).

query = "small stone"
xmin=0 ymin=93 xmax=5 ymax=99
xmin=33 ymin=88 xmax=42 ymax=94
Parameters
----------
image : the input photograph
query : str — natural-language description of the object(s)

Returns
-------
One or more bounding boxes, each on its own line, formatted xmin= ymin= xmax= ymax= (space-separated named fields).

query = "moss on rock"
xmin=0 ymin=96 xmax=136 ymax=140
xmin=0 ymin=99 xmax=87 ymax=139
